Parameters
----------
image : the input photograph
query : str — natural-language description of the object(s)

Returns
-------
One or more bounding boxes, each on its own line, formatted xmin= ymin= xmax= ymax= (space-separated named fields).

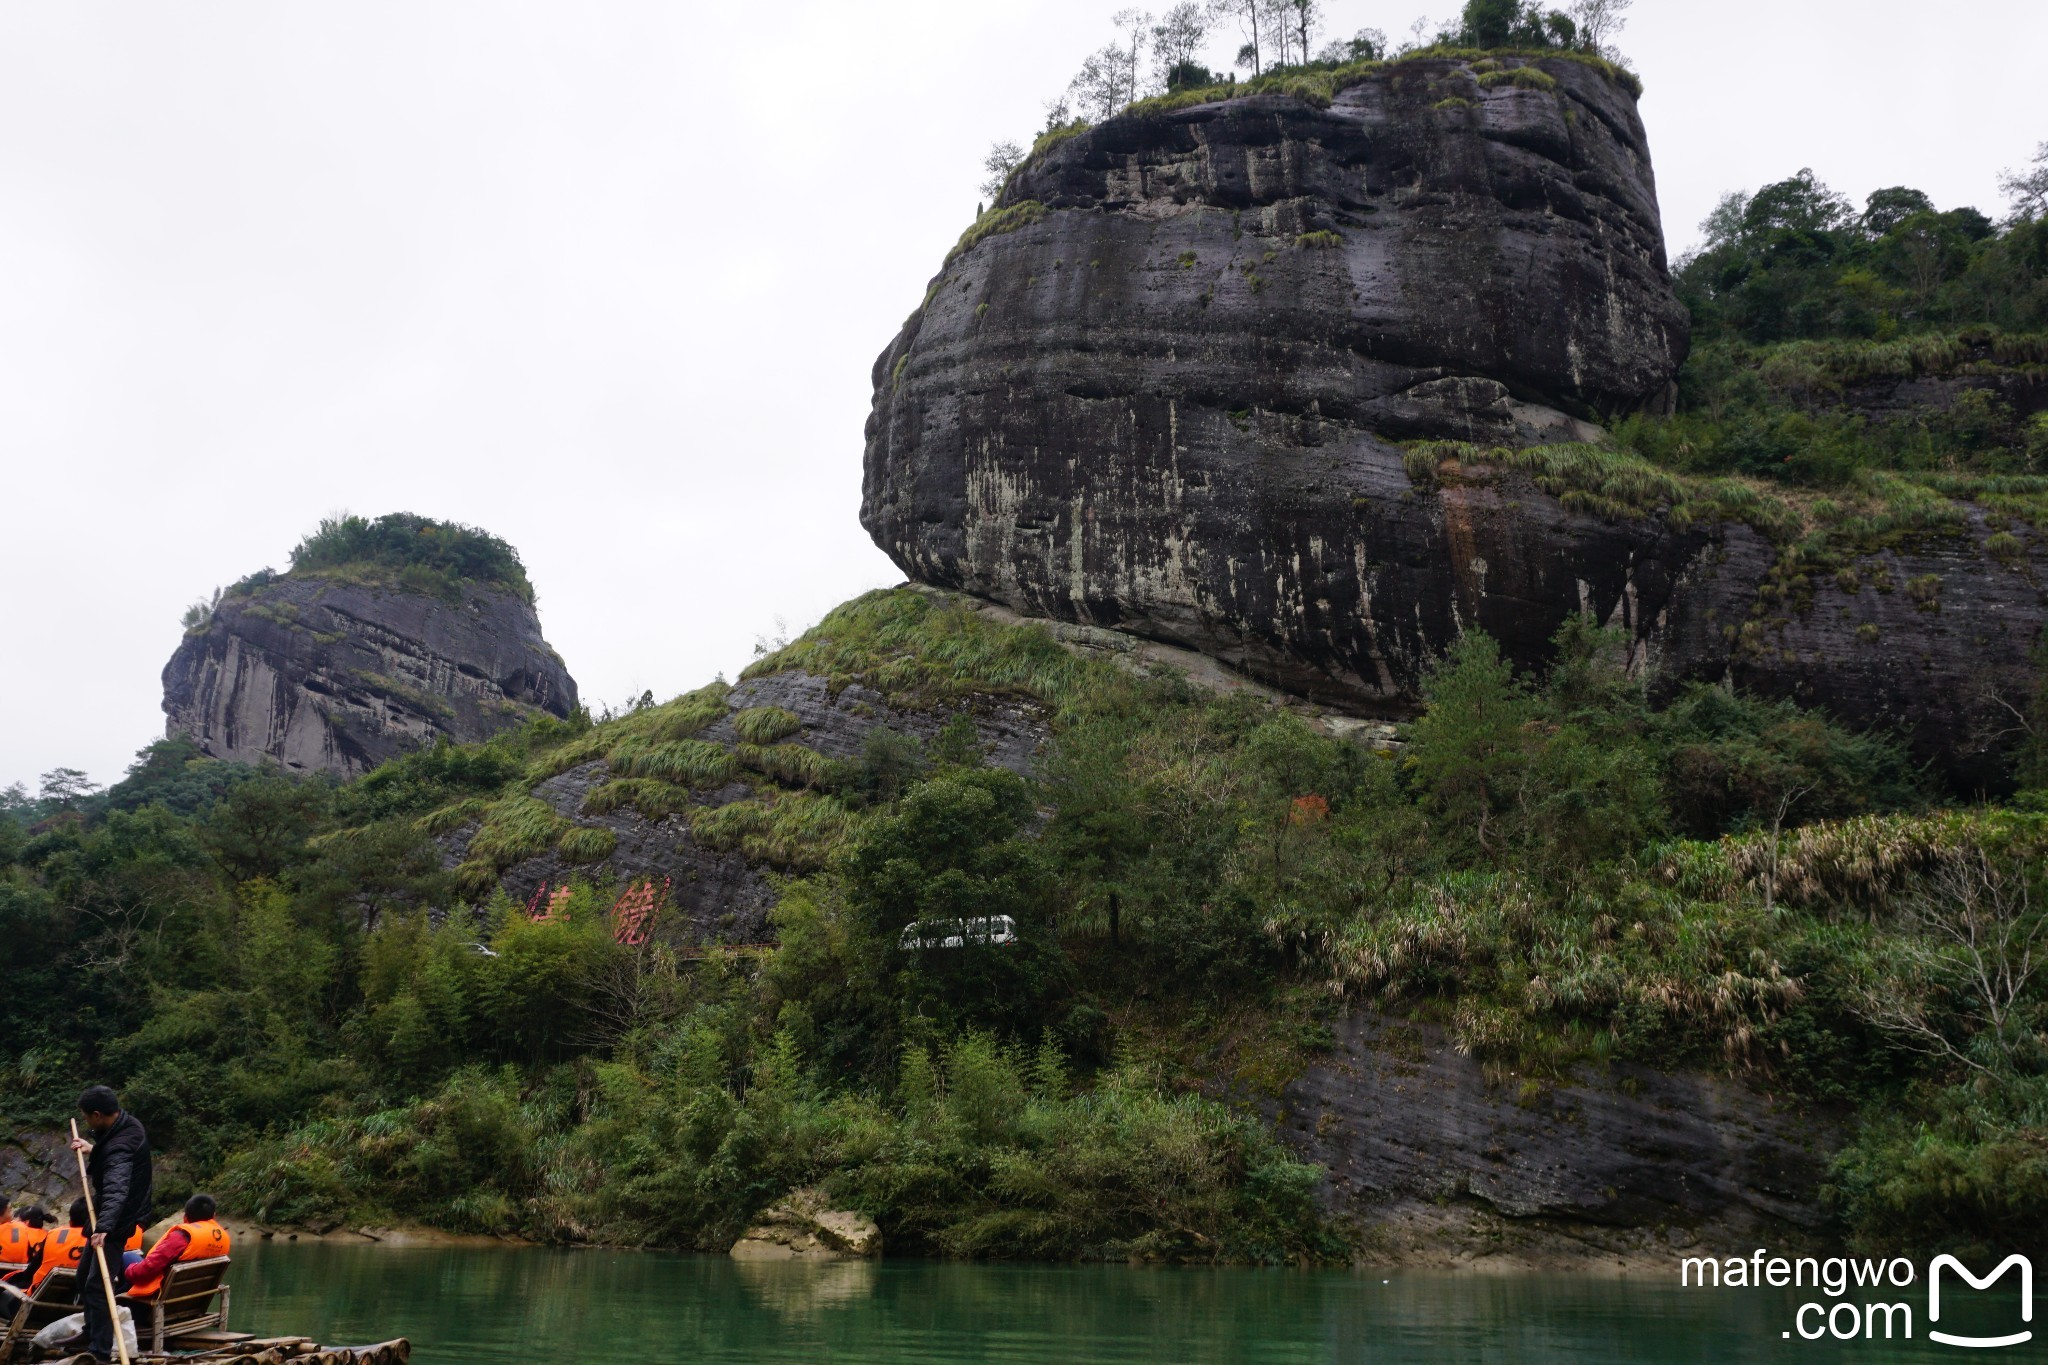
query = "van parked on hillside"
xmin=897 ymin=915 xmax=1018 ymax=951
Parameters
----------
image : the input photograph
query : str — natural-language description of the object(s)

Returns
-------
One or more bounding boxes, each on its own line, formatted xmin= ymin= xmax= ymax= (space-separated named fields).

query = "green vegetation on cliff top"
xmin=182 ymin=515 xmax=538 ymax=632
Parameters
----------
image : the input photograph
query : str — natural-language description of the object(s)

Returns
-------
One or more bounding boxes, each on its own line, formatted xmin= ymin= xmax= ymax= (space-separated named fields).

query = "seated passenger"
xmin=0 ymin=1201 xmax=40 ymax=1287
xmin=122 ymin=1194 xmax=230 ymax=1301
xmin=0 ymin=1203 xmax=28 ymax=1285
xmin=30 ymin=1201 xmax=89 ymax=1294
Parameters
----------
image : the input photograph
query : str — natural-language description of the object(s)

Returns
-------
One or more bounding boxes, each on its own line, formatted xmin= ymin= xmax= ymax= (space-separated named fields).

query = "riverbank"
xmin=213 ymin=1219 xmax=531 ymax=1250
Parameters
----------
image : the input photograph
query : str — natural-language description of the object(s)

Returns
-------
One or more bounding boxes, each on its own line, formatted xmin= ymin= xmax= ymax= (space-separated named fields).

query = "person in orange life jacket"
xmin=0 ymin=1203 xmax=49 ymax=1289
xmin=26 ymin=1200 xmax=90 ymax=1297
xmin=0 ymin=1199 xmax=31 ymax=1276
xmin=124 ymin=1194 xmax=230 ymax=1300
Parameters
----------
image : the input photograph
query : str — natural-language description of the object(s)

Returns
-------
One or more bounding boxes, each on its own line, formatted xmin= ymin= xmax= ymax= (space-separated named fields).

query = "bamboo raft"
xmin=2 ymin=1259 xmax=406 ymax=1365
xmin=45 ymin=1341 xmax=408 ymax=1365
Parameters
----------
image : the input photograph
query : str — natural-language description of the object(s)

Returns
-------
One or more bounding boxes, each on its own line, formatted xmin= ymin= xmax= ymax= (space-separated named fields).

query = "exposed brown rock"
xmin=730 ymin=1188 xmax=882 ymax=1261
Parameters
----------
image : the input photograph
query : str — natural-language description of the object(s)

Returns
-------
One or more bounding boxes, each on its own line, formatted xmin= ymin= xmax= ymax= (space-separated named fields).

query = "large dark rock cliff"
xmin=163 ymin=573 xmax=578 ymax=778
xmin=1276 ymin=1015 xmax=1834 ymax=1266
xmin=862 ymin=54 xmax=2046 ymax=785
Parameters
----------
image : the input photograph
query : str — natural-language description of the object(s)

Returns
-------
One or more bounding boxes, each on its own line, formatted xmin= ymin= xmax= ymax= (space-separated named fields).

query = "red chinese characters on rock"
xmin=611 ymin=878 xmax=669 ymax=946
xmin=526 ymin=883 xmax=573 ymax=924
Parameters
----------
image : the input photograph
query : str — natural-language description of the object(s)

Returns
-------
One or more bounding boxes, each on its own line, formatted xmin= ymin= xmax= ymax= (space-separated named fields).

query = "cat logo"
xmin=1928 ymin=1254 xmax=2032 ymax=1349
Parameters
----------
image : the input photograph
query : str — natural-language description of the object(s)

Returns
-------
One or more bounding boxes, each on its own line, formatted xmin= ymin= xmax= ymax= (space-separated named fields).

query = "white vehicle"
xmin=897 ymin=915 xmax=1018 ymax=951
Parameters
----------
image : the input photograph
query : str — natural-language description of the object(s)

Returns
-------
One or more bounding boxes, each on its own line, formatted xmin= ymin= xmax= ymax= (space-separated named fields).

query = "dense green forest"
xmin=7 ymin=151 xmax=2048 ymax=1261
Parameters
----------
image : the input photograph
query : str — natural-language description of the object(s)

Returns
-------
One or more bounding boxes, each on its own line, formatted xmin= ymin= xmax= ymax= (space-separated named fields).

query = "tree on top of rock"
xmin=1150 ymin=2 xmax=1212 ymax=90
xmin=1450 ymin=0 xmax=1574 ymax=48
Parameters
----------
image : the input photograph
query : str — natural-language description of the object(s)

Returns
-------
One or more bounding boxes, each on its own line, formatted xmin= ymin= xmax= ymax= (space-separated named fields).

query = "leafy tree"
xmin=848 ymin=727 xmax=927 ymax=806
xmin=1151 ymin=2 xmax=1212 ymax=88
xmin=1110 ymin=7 xmax=1151 ymax=97
xmin=1042 ymin=711 xmax=1153 ymax=945
xmin=979 ymin=139 xmax=1023 ymax=201
xmin=1566 ymin=0 xmax=1629 ymax=56
xmin=331 ymin=738 xmax=524 ymax=824
xmin=2000 ymin=141 xmax=2048 ymax=221
xmin=1653 ymin=684 xmax=1923 ymax=838
xmin=1452 ymin=0 xmax=1576 ymax=49
xmin=1456 ymin=0 xmax=1521 ymax=47
xmin=180 ymin=587 xmax=222 ymax=632
xmin=1743 ymin=167 xmax=1853 ymax=237
xmin=104 ymin=739 xmax=260 ymax=818
xmin=1861 ymin=186 xmax=1935 ymax=237
xmin=1316 ymin=26 xmax=1385 ymax=62
xmin=1404 ymin=633 xmax=1535 ymax=856
xmin=38 ymin=767 xmax=101 ymax=811
xmin=1066 ymin=45 xmax=1131 ymax=121
xmin=1209 ymin=0 xmax=1273 ymax=76
xmin=198 ymin=772 xmax=327 ymax=883
xmin=1679 ymin=164 xmax=2047 ymax=343
xmin=1276 ymin=0 xmax=1321 ymax=66
xmin=846 ymin=767 xmax=1068 ymax=1040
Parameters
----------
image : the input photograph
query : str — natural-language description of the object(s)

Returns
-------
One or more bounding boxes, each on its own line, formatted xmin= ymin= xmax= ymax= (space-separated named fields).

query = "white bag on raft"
xmin=32 ymin=1306 xmax=138 ymax=1357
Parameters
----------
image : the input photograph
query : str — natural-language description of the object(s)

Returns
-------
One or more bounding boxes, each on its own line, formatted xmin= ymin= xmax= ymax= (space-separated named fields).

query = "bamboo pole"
xmin=69 ymin=1119 xmax=133 ymax=1365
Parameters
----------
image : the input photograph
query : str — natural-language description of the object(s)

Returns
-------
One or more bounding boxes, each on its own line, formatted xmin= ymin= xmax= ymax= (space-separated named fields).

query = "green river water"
xmin=225 ymin=1240 xmax=2034 ymax=1363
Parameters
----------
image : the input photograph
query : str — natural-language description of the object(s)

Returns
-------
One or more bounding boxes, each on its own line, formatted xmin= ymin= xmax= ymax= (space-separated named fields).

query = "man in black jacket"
xmin=69 ymin=1086 xmax=152 ymax=1363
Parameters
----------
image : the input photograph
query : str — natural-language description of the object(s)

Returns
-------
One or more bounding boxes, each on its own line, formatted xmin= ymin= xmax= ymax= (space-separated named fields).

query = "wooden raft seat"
xmin=0 ymin=1266 xmax=79 ymax=1365
xmin=118 ymin=1253 xmax=232 ymax=1354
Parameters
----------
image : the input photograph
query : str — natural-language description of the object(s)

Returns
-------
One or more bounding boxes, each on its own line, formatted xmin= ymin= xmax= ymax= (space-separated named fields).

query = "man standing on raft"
xmin=68 ymin=1086 xmax=153 ymax=1364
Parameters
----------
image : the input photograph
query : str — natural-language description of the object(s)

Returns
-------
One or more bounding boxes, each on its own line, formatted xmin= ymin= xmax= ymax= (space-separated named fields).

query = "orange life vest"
xmin=32 ymin=1226 xmax=86 ymax=1288
xmin=0 ymin=1219 xmax=31 ymax=1269
xmin=125 ymin=1226 xmax=143 ymax=1254
xmin=124 ymin=1220 xmax=231 ymax=1298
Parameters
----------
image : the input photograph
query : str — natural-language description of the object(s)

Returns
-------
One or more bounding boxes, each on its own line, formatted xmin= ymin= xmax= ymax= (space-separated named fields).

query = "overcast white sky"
xmin=3 ymin=1 xmax=2043 ymax=790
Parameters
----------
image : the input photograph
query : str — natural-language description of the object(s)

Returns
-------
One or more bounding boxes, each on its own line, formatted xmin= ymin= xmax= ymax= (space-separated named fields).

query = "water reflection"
xmin=228 ymin=1240 xmax=2029 ymax=1364
xmin=732 ymin=1257 xmax=879 ymax=1321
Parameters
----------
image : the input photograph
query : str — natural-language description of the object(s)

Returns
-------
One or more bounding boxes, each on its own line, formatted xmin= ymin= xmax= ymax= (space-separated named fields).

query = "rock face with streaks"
xmin=163 ymin=573 xmax=578 ymax=779
xmin=1278 ymin=1015 xmax=1836 ymax=1266
xmin=861 ymin=55 xmax=2047 ymax=788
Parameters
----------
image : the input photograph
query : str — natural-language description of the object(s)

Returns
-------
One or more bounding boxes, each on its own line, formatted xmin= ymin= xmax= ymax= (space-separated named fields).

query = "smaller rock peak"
xmin=163 ymin=513 xmax=578 ymax=778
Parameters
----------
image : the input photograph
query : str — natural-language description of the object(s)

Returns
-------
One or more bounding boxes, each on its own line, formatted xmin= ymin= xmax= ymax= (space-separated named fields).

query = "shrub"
xmin=605 ymin=736 xmax=737 ymax=787
xmin=945 ymin=201 xmax=1050 ymax=266
xmin=732 ymin=706 xmax=803 ymax=745
xmin=466 ymin=797 xmax=569 ymax=870
xmin=282 ymin=512 xmax=534 ymax=602
xmin=734 ymin=742 xmax=831 ymax=789
xmin=690 ymin=792 xmax=865 ymax=871
xmin=557 ymin=825 xmax=617 ymax=864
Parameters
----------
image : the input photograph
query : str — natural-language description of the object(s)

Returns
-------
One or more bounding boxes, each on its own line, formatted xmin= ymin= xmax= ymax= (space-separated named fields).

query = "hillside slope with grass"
xmin=11 ymin=581 xmax=2048 ymax=1264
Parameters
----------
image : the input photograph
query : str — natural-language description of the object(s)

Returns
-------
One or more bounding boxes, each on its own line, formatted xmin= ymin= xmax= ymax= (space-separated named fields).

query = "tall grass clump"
xmin=744 ymin=589 xmax=1101 ymax=714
